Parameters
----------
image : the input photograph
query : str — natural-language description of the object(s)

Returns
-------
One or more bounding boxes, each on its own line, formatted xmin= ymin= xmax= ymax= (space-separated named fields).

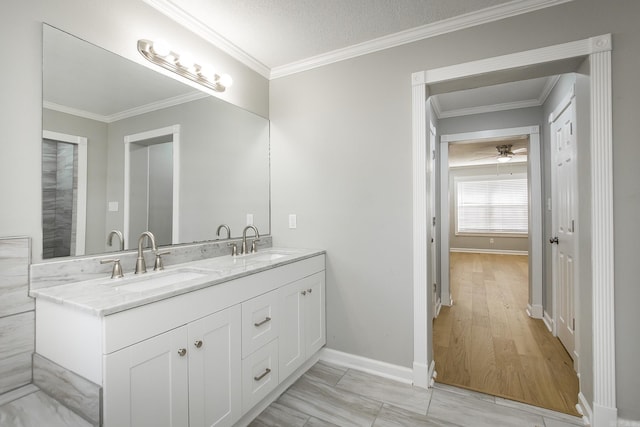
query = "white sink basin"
xmin=108 ymin=269 xmax=209 ymax=292
xmin=243 ymin=253 xmax=288 ymax=262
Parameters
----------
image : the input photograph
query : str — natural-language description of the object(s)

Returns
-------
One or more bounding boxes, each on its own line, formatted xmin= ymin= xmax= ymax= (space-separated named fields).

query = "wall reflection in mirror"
xmin=42 ymin=24 xmax=270 ymax=260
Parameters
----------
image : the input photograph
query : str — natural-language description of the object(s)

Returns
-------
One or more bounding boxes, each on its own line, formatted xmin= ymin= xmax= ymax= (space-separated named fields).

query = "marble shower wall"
xmin=0 ymin=237 xmax=34 ymax=394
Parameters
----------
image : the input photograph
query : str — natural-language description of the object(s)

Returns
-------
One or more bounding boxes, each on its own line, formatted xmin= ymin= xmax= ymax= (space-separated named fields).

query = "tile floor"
xmin=0 ymin=361 xmax=585 ymax=427
xmin=249 ymin=361 xmax=585 ymax=427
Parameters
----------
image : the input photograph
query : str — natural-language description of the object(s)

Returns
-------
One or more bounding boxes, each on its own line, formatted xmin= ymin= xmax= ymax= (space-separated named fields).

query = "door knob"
xmin=549 ymin=237 xmax=559 ymax=244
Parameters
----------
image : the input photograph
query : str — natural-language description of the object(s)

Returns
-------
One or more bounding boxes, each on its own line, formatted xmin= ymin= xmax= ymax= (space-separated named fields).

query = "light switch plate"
xmin=288 ymin=214 xmax=297 ymax=229
xmin=108 ymin=201 xmax=119 ymax=212
xmin=246 ymin=214 xmax=254 ymax=225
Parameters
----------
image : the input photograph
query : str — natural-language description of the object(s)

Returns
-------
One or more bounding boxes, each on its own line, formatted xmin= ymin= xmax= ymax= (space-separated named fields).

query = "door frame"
xmin=123 ymin=124 xmax=181 ymax=249
xmin=438 ymin=126 xmax=542 ymax=318
xmin=42 ymin=130 xmax=88 ymax=256
xmin=411 ymin=34 xmax=615 ymax=425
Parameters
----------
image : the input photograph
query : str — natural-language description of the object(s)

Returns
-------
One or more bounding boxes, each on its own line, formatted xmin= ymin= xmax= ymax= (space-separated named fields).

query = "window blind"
xmin=456 ymin=177 xmax=528 ymax=234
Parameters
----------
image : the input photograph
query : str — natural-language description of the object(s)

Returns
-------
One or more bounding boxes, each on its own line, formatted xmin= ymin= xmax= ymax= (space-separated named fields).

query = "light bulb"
xmin=199 ymin=64 xmax=216 ymax=81
xmin=151 ymin=40 xmax=171 ymax=57
xmin=219 ymin=74 xmax=233 ymax=88
xmin=177 ymin=52 xmax=195 ymax=71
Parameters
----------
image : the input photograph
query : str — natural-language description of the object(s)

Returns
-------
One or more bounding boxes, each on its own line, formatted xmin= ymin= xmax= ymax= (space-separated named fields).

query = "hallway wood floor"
xmin=433 ymin=252 xmax=580 ymax=416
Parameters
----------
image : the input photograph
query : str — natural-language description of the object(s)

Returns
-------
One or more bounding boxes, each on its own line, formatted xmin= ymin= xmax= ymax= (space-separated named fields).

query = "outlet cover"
xmin=288 ymin=214 xmax=297 ymax=229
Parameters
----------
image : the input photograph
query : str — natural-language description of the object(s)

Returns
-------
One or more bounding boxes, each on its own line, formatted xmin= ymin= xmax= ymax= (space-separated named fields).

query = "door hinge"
xmin=432 ymin=217 xmax=436 ymax=226
xmin=572 ymin=219 xmax=575 ymax=233
xmin=432 ymin=150 xmax=436 ymax=160
xmin=572 ymin=318 xmax=575 ymax=331
xmin=570 ymin=123 xmax=573 ymax=135
xmin=433 ymin=283 xmax=437 ymax=293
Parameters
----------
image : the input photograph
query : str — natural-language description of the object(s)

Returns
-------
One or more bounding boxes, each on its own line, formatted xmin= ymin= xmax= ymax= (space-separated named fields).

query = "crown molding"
xmin=44 ymin=91 xmax=208 ymax=123
xmin=270 ymin=0 xmax=572 ymax=79
xmin=142 ymin=0 xmax=271 ymax=79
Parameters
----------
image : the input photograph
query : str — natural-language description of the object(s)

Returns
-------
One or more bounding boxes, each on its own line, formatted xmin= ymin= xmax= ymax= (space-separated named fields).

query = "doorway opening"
xmin=411 ymin=34 xmax=616 ymax=425
xmin=124 ymin=125 xmax=180 ymax=249
xmin=42 ymin=130 xmax=87 ymax=258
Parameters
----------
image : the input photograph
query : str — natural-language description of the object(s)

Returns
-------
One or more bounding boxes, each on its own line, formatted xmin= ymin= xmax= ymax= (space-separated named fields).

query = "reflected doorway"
xmin=124 ymin=125 xmax=180 ymax=249
xmin=42 ymin=130 xmax=87 ymax=259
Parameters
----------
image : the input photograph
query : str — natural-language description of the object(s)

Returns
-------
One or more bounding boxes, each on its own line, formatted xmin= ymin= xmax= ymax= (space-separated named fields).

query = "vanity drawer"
xmin=242 ymin=338 xmax=278 ymax=413
xmin=241 ymin=290 xmax=279 ymax=358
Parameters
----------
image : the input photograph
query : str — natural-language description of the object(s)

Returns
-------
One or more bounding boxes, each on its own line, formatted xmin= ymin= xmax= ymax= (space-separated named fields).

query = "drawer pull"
xmin=254 ymin=368 xmax=271 ymax=382
xmin=194 ymin=340 xmax=203 ymax=348
xmin=254 ymin=317 xmax=272 ymax=327
xmin=177 ymin=348 xmax=187 ymax=357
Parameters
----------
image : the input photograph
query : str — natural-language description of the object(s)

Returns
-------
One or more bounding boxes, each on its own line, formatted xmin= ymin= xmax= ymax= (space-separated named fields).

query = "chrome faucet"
xmin=216 ymin=224 xmax=231 ymax=240
xmin=135 ymin=231 xmax=157 ymax=274
xmin=241 ymin=225 xmax=260 ymax=255
xmin=107 ymin=230 xmax=124 ymax=251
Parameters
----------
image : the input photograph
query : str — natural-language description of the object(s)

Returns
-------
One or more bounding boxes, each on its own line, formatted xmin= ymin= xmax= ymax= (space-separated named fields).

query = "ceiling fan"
xmin=495 ymin=144 xmax=527 ymax=163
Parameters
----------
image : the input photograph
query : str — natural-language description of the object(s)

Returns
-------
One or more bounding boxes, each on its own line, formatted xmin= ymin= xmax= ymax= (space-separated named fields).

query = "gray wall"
xmin=448 ymin=163 xmax=529 ymax=252
xmin=270 ymin=0 xmax=640 ymax=420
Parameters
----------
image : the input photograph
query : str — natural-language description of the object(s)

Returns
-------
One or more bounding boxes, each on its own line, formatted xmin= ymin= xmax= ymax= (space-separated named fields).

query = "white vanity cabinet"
xmin=103 ymin=305 xmax=241 ymax=427
xmin=34 ymin=251 xmax=325 ymax=427
xmin=279 ymin=271 xmax=326 ymax=380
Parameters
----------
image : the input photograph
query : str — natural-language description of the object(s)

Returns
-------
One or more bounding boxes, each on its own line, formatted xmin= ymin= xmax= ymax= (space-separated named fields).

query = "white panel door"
xmin=188 ymin=305 xmax=241 ymax=427
xmin=103 ymin=326 xmax=189 ymax=427
xmin=551 ymin=99 xmax=577 ymax=358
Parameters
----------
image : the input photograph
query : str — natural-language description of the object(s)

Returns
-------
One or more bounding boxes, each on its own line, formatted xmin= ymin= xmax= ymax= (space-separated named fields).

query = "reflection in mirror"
xmin=42 ymin=24 xmax=270 ymax=260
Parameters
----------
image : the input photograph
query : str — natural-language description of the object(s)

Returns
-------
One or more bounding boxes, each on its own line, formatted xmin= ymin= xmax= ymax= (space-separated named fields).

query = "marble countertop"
xmin=30 ymin=247 xmax=325 ymax=316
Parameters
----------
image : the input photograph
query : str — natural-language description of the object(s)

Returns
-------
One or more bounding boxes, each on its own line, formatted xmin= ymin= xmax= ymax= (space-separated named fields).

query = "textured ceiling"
xmin=155 ymin=0 xmax=513 ymax=69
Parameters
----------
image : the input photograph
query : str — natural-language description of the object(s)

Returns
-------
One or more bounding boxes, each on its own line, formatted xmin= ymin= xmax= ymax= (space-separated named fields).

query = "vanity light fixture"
xmin=137 ymin=39 xmax=233 ymax=92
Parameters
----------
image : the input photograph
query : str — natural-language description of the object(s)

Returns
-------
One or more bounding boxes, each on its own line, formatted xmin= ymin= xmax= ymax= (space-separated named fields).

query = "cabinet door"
xmin=304 ymin=272 xmax=326 ymax=356
xmin=188 ymin=305 xmax=241 ymax=427
xmin=103 ymin=326 xmax=189 ymax=427
xmin=278 ymin=280 xmax=305 ymax=380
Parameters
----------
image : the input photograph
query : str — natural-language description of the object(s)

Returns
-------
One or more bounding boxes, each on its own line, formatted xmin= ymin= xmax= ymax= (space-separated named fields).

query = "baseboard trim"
xmin=526 ymin=303 xmax=543 ymax=319
xmin=428 ymin=360 xmax=437 ymax=388
xmin=450 ymin=248 xmax=528 ymax=256
xmin=593 ymin=402 xmax=618 ymax=427
xmin=577 ymin=392 xmax=592 ymax=426
xmin=543 ymin=310 xmax=554 ymax=333
xmin=435 ymin=298 xmax=442 ymax=318
xmin=617 ymin=418 xmax=640 ymax=426
xmin=320 ymin=348 xmax=413 ymax=385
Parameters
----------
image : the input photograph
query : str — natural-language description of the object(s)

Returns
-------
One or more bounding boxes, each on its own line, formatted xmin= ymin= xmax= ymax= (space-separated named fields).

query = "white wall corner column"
xmin=411 ymin=71 xmax=431 ymax=389
xmin=527 ymin=127 xmax=543 ymax=319
xmin=588 ymin=35 xmax=617 ymax=427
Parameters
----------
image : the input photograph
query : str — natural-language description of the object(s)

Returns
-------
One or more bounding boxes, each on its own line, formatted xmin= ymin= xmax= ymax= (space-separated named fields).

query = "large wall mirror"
xmin=41 ymin=24 xmax=270 ymax=260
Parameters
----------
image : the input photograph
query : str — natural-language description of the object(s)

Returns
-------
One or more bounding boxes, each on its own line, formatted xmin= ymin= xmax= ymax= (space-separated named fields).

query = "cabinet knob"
xmin=194 ymin=340 xmax=203 ymax=349
xmin=307 ymin=288 xmax=313 ymax=293
xmin=177 ymin=348 xmax=187 ymax=357
xmin=301 ymin=290 xmax=307 ymax=296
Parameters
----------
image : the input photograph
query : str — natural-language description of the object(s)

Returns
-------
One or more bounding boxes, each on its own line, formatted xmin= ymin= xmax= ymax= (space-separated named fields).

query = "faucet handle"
xmin=250 ymin=238 xmax=261 ymax=253
xmin=227 ymin=242 xmax=238 ymax=257
xmin=100 ymin=258 xmax=124 ymax=279
xmin=154 ymin=251 xmax=170 ymax=271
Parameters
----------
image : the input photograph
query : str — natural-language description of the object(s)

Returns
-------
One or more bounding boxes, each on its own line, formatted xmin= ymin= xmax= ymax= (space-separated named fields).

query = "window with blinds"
xmin=455 ymin=175 xmax=528 ymax=235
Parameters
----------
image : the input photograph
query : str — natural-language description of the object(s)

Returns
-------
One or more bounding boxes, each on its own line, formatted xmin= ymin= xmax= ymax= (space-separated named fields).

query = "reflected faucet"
xmin=135 ymin=231 xmax=157 ymax=274
xmin=241 ymin=225 xmax=260 ymax=255
xmin=107 ymin=230 xmax=124 ymax=251
xmin=216 ymin=224 xmax=231 ymax=240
